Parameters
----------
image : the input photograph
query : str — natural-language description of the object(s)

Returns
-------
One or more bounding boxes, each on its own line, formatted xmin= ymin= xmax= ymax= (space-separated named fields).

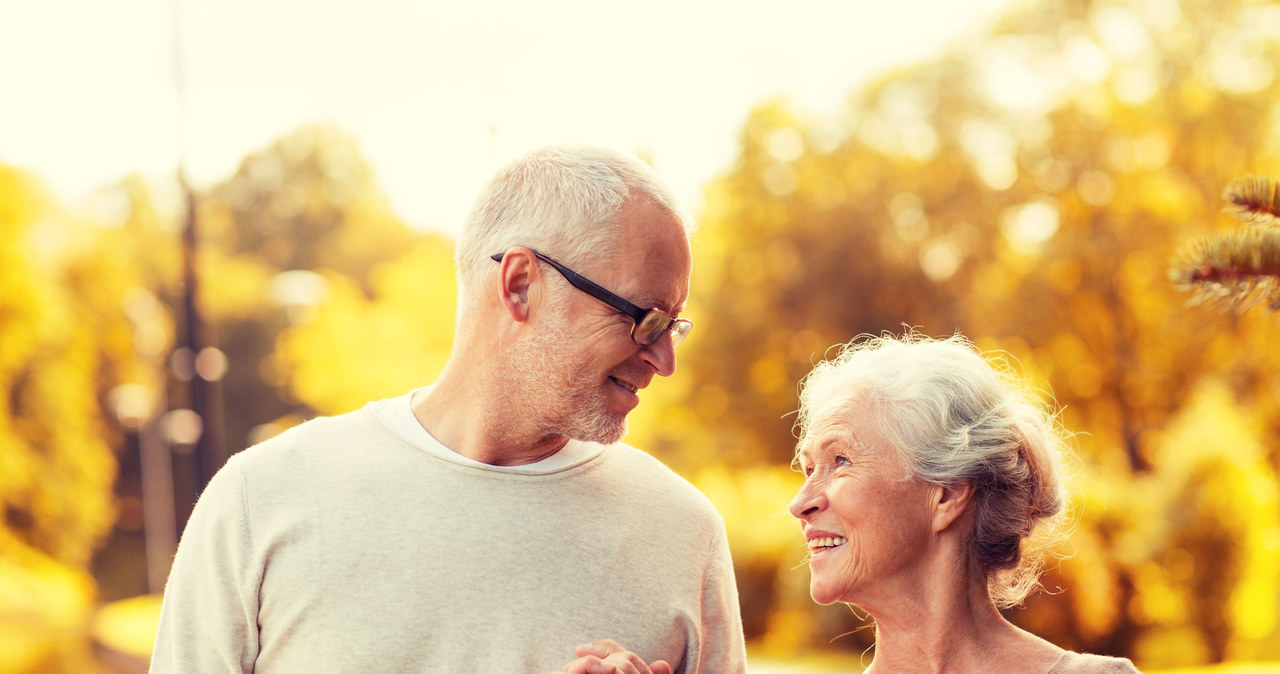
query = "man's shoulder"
xmin=603 ymin=444 xmax=722 ymax=519
xmin=222 ymin=405 xmax=382 ymax=473
xmin=604 ymin=443 xmax=693 ymax=484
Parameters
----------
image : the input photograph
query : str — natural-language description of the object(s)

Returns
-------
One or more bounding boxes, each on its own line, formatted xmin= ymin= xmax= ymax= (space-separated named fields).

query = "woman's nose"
xmin=789 ymin=481 xmax=827 ymax=519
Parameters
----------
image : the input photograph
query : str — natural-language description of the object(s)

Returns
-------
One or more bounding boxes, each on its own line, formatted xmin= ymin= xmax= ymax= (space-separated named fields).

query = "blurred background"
xmin=3 ymin=0 xmax=1280 ymax=671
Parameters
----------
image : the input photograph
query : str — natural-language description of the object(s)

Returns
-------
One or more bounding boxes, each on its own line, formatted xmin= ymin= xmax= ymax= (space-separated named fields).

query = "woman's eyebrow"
xmin=795 ymin=447 xmax=812 ymax=465
xmin=818 ymin=433 xmax=855 ymax=454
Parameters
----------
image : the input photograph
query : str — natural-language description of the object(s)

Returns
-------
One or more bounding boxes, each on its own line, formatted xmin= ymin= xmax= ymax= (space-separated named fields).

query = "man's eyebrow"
xmin=633 ymin=293 xmax=685 ymax=314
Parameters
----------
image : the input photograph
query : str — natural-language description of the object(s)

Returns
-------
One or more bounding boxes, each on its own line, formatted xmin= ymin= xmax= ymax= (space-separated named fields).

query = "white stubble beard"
xmin=494 ymin=307 xmax=628 ymax=446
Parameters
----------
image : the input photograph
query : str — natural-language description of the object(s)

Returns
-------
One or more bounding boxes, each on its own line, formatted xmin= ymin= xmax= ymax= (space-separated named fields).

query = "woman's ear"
xmin=931 ymin=481 xmax=975 ymax=534
xmin=496 ymin=248 xmax=537 ymax=322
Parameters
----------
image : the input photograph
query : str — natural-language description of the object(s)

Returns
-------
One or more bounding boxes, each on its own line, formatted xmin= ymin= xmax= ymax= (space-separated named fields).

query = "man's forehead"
xmin=598 ymin=218 xmax=691 ymax=310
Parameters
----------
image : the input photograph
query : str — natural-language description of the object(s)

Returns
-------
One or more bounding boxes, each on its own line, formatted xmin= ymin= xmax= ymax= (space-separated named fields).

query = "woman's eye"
xmin=835 ymin=455 xmax=851 ymax=467
xmin=803 ymin=465 xmax=814 ymax=477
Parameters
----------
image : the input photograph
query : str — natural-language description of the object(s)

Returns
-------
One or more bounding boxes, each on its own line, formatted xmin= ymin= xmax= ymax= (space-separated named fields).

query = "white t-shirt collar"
xmin=372 ymin=387 xmax=603 ymax=472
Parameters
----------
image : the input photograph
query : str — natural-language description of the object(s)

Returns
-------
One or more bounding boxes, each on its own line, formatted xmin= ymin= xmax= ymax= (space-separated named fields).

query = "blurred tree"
xmin=623 ymin=0 xmax=1280 ymax=662
xmin=275 ymin=236 xmax=457 ymax=416
xmin=206 ymin=124 xmax=416 ymax=279
xmin=635 ymin=99 xmax=960 ymax=477
xmin=0 ymin=164 xmax=166 ymax=666
xmin=83 ymin=175 xmax=184 ymax=602
xmin=0 ymin=164 xmax=122 ymax=570
xmin=197 ymin=124 xmax=424 ymax=456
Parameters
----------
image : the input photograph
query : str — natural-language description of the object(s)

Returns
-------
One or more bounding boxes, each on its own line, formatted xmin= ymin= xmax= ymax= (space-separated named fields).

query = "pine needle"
xmin=1169 ymin=229 xmax=1280 ymax=312
xmin=1222 ymin=175 xmax=1280 ymax=228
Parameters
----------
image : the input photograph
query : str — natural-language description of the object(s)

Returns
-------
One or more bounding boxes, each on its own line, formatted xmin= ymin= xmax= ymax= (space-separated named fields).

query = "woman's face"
xmin=788 ymin=397 xmax=937 ymax=607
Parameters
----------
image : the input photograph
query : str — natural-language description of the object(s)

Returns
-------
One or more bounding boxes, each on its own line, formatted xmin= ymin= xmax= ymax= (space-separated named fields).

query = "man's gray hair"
xmin=795 ymin=331 xmax=1070 ymax=608
xmin=454 ymin=145 xmax=692 ymax=302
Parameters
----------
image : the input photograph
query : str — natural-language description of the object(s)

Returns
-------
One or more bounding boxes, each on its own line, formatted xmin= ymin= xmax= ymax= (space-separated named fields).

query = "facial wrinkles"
xmin=564 ymin=247 xmax=679 ymax=343
xmin=592 ymin=264 xmax=688 ymax=320
xmin=795 ymin=405 xmax=901 ymax=606
xmin=809 ymin=444 xmax=936 ymax=607
xmin=799 ymin=439 xmax=868 ymax=605
xmin=797 ymin=432 xmax=864 ymax=510
xmin=805 ymin=395 xmax=911 ymax=482
xmin=610 ymin=202 xmax=692 ymax=316
xmin=632 ymin=245 xmax=691 ymax=316
xmin=554 ymin=278 xmax=654 ymax=390
xmin=505 ymin=205 xmax=689 ymax=447
xmin=799 ymin=405 xmax=862 ymax=471
xmin=646 ymin=256 xmax=691 ymax=317
xmin=496 ymin=300 xmax=628 ymax=446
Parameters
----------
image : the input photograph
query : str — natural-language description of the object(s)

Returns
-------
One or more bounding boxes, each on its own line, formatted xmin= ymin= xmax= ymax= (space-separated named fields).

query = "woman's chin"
xmin=809 ymin=581 xmax=845 ymax=606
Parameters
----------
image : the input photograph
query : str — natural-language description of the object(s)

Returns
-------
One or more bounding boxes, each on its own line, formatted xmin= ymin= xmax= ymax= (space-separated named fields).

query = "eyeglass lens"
xmin=635 ymin=312 xmax=692 ymax=348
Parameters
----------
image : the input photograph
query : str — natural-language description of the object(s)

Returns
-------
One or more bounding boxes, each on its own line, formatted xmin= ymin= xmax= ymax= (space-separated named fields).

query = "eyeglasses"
xmin=490 ymin=249 xmax=693 ymax=348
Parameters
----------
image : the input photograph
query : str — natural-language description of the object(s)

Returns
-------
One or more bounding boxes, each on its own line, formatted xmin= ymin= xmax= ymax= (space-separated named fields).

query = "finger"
xmin=557 ymin=656 xmax=603 ymax=674
xmin=651 ymin=661 xmax=672 ymax=674
xmin=575 ymin=639 xmax=625 ymax=658
xmin=586 ymin=659 xmax=624 ymax=674
xmin=574 ymin=644 xmax=603 ymax=659
xmin=601 ymin=652 xmax=650 ymax=674
xmin=570 ymin=655 xmax=636 ymax=674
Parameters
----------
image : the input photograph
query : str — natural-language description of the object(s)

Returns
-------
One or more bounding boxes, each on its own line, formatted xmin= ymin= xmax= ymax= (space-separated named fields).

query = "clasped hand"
xmin=551 ymin=639 xmax=672 ymax=674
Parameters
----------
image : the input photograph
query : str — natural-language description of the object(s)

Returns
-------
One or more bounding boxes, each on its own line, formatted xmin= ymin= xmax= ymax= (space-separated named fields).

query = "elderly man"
xmin=150 ymin=146 xmax=746 ymax=673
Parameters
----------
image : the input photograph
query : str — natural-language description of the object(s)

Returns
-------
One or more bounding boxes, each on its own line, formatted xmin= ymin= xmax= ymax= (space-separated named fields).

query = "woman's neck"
xmin=863 ymin=567 xmax=1061 ymax=673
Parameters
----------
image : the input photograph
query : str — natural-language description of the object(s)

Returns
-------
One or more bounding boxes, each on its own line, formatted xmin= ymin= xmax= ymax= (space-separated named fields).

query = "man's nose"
xmin=640 ymin=333 xmax=678 ymax=377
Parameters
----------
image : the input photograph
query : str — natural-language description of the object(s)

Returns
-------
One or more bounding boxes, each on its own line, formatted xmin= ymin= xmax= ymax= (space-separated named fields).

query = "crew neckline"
xmin=370 ymin=388 xmax=604 ymax=473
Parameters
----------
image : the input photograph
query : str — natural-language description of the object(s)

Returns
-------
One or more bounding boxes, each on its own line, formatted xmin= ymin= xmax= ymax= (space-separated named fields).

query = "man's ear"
xmin=931 ymin=481 xmax=975 ymax=534
xmin=496 ymin=248 xmax=538 ymax=323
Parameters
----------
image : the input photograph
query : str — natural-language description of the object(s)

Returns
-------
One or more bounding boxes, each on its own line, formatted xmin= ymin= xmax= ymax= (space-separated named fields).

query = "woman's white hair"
xmin=795 ymin=331 xmax=1069 ymax=607
xmin=453 ymin=145 xmax=693 ymax=303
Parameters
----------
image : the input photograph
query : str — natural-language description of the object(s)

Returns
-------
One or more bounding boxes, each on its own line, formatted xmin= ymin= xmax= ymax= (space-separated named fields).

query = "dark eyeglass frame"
xmin=490 ymin=249 xmax=692 ymax=348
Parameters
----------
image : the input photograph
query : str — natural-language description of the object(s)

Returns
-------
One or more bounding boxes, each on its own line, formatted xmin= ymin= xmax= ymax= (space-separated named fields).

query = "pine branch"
xmin=1169 ymin=228 xmax=1280 ymax=312
xmin=1223 ymin=175 xmax=1280 ymax=228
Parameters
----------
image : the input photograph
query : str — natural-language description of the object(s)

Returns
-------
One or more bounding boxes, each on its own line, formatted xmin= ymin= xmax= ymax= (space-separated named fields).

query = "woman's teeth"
xmin=809 ymin=536 xmax=848 ymax=551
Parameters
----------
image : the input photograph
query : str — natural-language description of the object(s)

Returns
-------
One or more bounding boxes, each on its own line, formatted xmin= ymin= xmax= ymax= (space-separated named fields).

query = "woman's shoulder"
xmin=1048 ymin=650 xmax=1142 ymax=673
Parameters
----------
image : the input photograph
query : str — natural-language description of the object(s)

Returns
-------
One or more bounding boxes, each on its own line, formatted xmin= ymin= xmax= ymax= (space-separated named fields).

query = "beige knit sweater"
xmin=150 ymin=393 xmax=746 ymax=673
xmin=1048 ymin=650 xmax=1143 ymax=673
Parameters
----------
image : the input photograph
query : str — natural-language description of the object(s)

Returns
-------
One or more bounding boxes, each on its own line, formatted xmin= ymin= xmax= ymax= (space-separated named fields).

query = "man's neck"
xmin=411 ymin=374 xmax=570 ymax=467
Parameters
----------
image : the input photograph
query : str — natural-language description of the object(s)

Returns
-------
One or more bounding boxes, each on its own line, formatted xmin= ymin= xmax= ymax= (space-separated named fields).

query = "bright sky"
xmin=0 ymin=0 xmax=1019 ymax=237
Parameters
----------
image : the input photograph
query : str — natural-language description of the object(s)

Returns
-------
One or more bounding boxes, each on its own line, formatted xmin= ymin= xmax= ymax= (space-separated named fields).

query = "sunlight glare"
xmin=1000 ymin=199 xmax=1060 ymax=255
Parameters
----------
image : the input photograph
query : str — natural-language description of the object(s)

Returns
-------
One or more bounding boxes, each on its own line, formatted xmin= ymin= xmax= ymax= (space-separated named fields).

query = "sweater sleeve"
xmin=689 ymin=520 xmax=747 ymax=674
xmin=150 ymin=456 xmax=261 ymax=673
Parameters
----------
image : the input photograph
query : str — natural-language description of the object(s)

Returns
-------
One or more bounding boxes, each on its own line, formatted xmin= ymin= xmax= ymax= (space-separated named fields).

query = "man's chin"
xmin=572 ymin=416 xmax=628 ymax=446
xmin=601 ymin=422 xmax=627 ymax=445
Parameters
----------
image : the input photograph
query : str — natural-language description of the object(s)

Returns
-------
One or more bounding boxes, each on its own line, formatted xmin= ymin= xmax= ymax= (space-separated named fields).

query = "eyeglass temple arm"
xmin=489 ymin=252 xmax=648 ymax=323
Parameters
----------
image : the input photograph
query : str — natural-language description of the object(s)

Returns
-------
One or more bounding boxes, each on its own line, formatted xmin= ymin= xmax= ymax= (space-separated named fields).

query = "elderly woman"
xmin=789 ymin=332 xmax=1139 ymax=673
